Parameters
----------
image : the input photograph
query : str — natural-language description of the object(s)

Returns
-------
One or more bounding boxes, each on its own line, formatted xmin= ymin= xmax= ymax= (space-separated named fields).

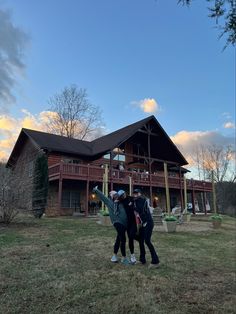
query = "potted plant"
xmin=162 ymin=215 xmax=178 ymax=232
xmin=97 ymin=209 xmax=111 ymax=226
xmin=182 ymin=210 xmax=191 ymax=223
xmin=211 ymin=214 xmax=222 ymax=229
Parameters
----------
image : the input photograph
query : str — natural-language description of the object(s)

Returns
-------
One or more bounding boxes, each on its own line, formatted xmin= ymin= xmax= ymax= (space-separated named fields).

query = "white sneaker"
xmin=111 ymin=254 xmax=118 ymax=263
xmin=130 ymin=254 xmax=137 ymax=264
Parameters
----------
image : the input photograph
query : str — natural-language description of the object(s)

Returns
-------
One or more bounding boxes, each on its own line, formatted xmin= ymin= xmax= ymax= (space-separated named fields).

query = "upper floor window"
xmin=63 ymin=158 xmax=81 ymax=164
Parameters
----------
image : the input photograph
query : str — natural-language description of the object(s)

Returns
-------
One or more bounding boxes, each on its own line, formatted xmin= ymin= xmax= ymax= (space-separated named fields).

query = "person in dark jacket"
xmin=117 ymin=190 xmax=137 ymax=264
xmin=93 ymin=186 xmax=129 ymax=265
xmin=133 ymin=188 xmax=160 ymax=268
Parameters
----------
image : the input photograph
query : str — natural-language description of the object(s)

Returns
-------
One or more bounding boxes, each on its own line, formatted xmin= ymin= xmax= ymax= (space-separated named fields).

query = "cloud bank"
xmin=0 ymin=110 xmax=105 ymax=161
xmin=0 ymin=8 xmax=29 ymax=112
xmin=171 ymin=130 xmax=235 ymax=166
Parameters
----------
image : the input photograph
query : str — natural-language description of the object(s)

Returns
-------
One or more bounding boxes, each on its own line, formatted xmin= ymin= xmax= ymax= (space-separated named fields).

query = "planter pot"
xmin=163 ymin=220 xmax=177 ymax=233
xmin=97 ymin=213 xmax=112 ymax=226
xmin=212 ymin=219 xmax=222 ymax=229
xmin=182 ymin=214 xmax=191 ymax=223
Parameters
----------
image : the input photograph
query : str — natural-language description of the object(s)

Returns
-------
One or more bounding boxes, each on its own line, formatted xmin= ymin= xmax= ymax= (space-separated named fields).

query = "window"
xmin=62 ymin=190 xmax=80 ymax=209
xmin=63 ymin=158 xmax=81 ymax=164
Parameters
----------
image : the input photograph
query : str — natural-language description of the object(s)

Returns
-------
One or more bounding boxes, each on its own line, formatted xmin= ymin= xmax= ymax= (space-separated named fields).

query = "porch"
xmin=47 ymin=162 xmax=212 ymax=217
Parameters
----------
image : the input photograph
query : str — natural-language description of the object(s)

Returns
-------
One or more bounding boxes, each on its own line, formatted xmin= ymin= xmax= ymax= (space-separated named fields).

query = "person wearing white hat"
xmin=93 ymin=186 xmax=129 ymax=265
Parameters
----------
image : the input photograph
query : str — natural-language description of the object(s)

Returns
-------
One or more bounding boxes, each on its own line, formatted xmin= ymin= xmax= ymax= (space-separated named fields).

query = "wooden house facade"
xmin=7 ymin=116 xmax=212 ymax=217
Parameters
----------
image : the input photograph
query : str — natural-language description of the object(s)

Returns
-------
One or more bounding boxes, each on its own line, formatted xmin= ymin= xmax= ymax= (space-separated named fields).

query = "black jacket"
xmin=133 ymin=196 xmax=153 ymax=224
xmin=120 ymin=196 xmax=136 ymax=230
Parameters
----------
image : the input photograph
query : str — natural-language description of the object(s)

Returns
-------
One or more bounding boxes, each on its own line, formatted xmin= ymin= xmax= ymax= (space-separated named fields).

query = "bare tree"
xmin=46 ymin=85 xmax=103 ymax=140
xmin=192 ymin=144 xmax=236 ymax=182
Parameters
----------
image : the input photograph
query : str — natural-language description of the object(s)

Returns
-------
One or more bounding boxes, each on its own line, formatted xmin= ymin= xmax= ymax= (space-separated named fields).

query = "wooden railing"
xmin=48 ymin=162 xmax=212 ymax=191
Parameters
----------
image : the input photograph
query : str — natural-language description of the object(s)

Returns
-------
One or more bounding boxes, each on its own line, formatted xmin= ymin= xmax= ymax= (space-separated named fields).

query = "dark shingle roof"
xmin=22 ymin=129 xmax=92 ymax=156
xmin=7 ymin=115 xmax=188 ymax=166
xmin=91 ymin=116 xmax=152 ymax=155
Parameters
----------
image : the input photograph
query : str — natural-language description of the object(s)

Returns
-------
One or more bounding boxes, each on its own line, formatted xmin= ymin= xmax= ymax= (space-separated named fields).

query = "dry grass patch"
xmin=0 ymin=215 xmax=235 ymax=314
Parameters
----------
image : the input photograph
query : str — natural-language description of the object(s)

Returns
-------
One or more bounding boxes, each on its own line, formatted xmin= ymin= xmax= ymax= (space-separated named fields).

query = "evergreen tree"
xmin=32 ymin=154 xmax=48 ymax=218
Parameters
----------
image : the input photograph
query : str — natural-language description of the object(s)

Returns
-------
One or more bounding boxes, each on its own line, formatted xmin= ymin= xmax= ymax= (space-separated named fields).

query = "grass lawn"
xmin=0 ymin=215 xmax=235 ymax=314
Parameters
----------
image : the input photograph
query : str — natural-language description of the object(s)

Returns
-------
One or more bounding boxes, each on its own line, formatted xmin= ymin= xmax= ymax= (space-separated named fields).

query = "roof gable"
xmin=7 ymin=115 xmax=188 ymax=166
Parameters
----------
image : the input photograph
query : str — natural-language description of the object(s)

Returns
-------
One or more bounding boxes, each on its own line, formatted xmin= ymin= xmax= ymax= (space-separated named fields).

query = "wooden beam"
xmin=183 ymin=176 xmax=187 ymax=210
xmin=164 ymin=162 xmax=171 ymax=215
xmin=138 ymin=129 xmax=159 ymax=137
xmin=58 ymin=178 xmax=62 ymax=214
xmin=147 ymin=124 xmax=153 ymax=205
xmin=212 ymin=171 xmax=217 ymax=215
xmin=109 ymin=152 xmax=114 ymax=191
xmin=179 ymin=167 xmax=184 ymax=210
xmin=58 ymin=162 xmax=63 ymax=214
xmin=86 ymin=180 xmax=89 ymax=217
xmin=191 ymin=180 xmax=196 ymax=214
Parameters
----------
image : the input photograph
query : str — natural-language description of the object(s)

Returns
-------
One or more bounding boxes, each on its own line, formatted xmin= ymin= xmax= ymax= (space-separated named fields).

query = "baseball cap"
xmin=133 ymin=188 xmax=141 ymax=194
xmin=117 ymin=190 xmax=125 ymax=196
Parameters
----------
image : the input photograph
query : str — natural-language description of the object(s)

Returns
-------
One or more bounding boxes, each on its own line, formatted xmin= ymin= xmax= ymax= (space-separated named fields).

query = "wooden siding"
xmin=12 ymin=137 xmax=41 ymax=212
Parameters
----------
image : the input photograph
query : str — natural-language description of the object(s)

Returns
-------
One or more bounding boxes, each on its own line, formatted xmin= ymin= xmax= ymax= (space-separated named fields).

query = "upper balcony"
xmin=48 ymin=162 xmax=212 ymax=192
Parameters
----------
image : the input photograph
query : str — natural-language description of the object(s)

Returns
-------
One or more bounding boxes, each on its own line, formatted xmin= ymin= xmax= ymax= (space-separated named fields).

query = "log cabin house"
xmin=6 ymin=115 xmax=212 ymax=217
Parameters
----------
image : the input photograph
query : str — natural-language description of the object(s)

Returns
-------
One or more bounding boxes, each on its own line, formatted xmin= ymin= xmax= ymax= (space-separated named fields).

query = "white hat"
xmin=109 ymin=191 xmax=118 ymax=199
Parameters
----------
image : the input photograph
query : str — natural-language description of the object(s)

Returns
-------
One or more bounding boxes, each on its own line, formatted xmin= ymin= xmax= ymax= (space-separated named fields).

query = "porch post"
xmin=85 ymin=164 xmax=90 ymax=217
xmin=109 ymin=152 xmax=113 ymax=191
xmin=203 ymin=191 xmax=207 ymax=215
xmin=58 ymin=178 xmax=62 ymax=214
xmin=147 ymin=125 xmax=152 ymax=204
xmin=179 ymin=167 xmax=184 ymax=210
xmin=164 ymin=162 xmax=171 ymax=215
xmin=58 ymin=162 xmax=63 ymax=214
xmin=191 ymin=179 xmax=196 ymax=215
xmin=183 ymin=176 xmax=187 ymax=210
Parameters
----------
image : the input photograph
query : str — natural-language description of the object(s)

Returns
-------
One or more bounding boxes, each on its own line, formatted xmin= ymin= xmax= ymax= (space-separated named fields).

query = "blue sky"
xmin=0 ymin=0 xmax=235 ymax=162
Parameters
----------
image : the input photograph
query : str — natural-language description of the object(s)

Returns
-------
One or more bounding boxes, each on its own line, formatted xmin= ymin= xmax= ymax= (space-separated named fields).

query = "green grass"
xmin=0 ymin=215 xmax=235 ymax=314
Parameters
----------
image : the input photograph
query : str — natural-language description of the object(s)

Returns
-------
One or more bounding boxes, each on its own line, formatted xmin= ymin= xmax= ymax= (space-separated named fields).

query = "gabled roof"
xmin=7 ymin=115 xmax=188 ymax=167
xmin=23 ymin=129 xmax=92 ymax=156
xmin=91 ymin=116 xmax=152 ymax=155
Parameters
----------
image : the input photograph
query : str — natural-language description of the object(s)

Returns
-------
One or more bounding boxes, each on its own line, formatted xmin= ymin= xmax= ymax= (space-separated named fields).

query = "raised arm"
xmin=93 ymin=187 xmax=113 ymax=209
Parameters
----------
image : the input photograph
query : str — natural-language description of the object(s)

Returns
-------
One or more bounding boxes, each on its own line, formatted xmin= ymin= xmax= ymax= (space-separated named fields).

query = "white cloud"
xmin=223 ymin=122 xmax=235 ymax=129
xmin=0 ymin=110 xmax=106 ymax=161
xmin=0 ymin=8 xmax=29 ymax=112
xmin=0 ymin=111 xmax=49 ymax=161
xmin=171 ymin=130 xmax=235 ymax=167
xmin=132 ymin=98 xmax=161 ymax=114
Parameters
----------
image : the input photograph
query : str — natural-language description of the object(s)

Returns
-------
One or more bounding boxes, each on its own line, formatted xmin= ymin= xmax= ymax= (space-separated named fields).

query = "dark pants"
xmin=138 ymin=220 xmax=159 ymax=264
xmin=113 ymin=223 xmax=126 ymax=257
xmin=127 ymin=224 xmax=137 ymax=254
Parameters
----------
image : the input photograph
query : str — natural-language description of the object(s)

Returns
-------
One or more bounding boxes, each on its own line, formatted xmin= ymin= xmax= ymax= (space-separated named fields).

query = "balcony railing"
xmin=48 ymin=162 xmax=212 ymax=191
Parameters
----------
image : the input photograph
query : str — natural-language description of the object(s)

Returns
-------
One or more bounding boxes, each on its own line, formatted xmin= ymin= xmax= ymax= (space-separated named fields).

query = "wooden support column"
xmin=183 ymin=176 xmax=187 ymax=210
xmin=164 ymin=162 xmax=171 ymax=215
xmin=212 ymin=171 xmax=217 ymax=215
xmin=129 ymin=176 xmax=132 ymax=196
xmin=203 ymin=191 xmax=207 ymax=215
xmin=58 ymin=178 xmax=62 ymax=214
xmin=58 ymin=162 xmax=63 ymax=214
xmin=147 ymin=124 xmax=153 ymax=204
xmin=85 ymin=164 xmax=90 ymax=217
xmin=179 ymin=167 xmax=184 ymax=210
xmin=191 ymin=179 xmax=196 ymax=215
xmin=109 ymin=152 xmax=113 ymax=191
